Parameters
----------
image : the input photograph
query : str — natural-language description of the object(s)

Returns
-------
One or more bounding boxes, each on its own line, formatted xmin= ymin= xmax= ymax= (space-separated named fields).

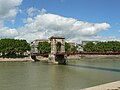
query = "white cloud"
xmin=26 ymin=7 xmax=47 ymax=17
xmin=15 ymin=13 xmax=110 ymax=42
xmin=0 ymin=26 xmax=18 ymax=38
xmin=23 ymin=18 xmax=34 ymax=23
xmin=0 ymin=0 xmax=22 ymax=38
xmin=0 ymin=0 xmax=119 ymax=43
xmin=0 ymin=1 xmax=111 ymax=43
xmin=80 ymin=23 xmax=110 ymax=36
xmin=91 ymin=35 xmax=120 ymax=42
xmin=40 ymin=8 xmax=47 ymax=15
xmin=0 ymin=0 xmax=22 ymax=20
xmin=26 ymin=7 xmax=38 ymax=17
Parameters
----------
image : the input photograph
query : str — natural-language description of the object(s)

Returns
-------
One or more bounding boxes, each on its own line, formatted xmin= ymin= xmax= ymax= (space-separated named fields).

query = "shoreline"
xmin=0 ymin=56 xmax=33 ymax=62
xmin=0 ymin=55 xmax=120 ymax=62
xmin=67 ymin=55 xmax=120 ymax=61
xmin=82 ymin=80 xmax=120 ymax=90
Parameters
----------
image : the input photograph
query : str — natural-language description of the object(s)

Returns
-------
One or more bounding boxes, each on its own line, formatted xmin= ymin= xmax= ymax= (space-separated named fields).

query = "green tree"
xmin=83 ymin=41 xmax=120 ymax=52
xmin=38 ymin=42 xmax=51 ymax=54
xmin=71 ymin=45 xmax=77 ymax=52
xmin=65 ymin=42 xmax=71 ymax=52
xmin=56 ymin=42 xmax=61 ymax=52
xmin=0 ymin=39 xmax=30 ymax=57
xmin=83 ymin=42 xmax=95 ymax=52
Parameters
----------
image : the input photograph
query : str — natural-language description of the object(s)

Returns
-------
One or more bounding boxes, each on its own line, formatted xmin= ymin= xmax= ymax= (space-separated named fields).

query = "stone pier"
xmin=48 ymin=36 xmax=67 ymax=64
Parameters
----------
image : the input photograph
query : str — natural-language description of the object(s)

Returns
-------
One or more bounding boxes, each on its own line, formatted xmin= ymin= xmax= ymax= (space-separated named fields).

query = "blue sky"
xmin=1 ymin=0 xmax=120 ymax=42
xmin=20 ymin=0 xmax=120 ymax=22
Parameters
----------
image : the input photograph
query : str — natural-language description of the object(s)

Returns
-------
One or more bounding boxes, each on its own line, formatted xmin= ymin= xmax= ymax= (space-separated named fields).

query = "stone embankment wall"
xmin=0 ymin=56 xmax=33 ymax=62
xmin=1 ymin=55 xmax=120 ymax=62
xmin=67 ymin=55 xmax=120 ymax=60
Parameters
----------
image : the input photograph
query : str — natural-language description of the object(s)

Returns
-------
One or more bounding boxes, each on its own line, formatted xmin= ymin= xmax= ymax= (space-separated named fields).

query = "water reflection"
xmin=48 ymin=65 xmax=66 ymax=90
xmin=68 ymin=64 xmax=120 ymax=72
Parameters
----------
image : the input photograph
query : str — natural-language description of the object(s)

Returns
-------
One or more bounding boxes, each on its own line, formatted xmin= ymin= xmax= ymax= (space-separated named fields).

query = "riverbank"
xmin=0 ymin=55 xmax=120 ymax=62
xmin=0 ymin=56 xmax=33 ymax=62
xmin=34 ymin=55 xmax=120 ymax=62
xmin=67 ymin=55 xmax=120 ymax=61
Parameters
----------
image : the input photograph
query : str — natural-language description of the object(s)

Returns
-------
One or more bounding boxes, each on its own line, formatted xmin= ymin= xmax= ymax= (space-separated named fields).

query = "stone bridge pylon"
xmin=48 ymin=36 xmax=67 ymax=64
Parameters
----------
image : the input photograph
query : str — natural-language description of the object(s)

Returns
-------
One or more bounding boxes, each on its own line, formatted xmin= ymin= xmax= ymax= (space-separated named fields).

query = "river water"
xmin=0 ymin=60 xmax=120 ymax=90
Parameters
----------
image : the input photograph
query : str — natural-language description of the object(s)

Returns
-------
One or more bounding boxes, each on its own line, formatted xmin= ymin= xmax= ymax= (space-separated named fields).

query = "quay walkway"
xmin=82 ymin=81 xmax=120 ymax=90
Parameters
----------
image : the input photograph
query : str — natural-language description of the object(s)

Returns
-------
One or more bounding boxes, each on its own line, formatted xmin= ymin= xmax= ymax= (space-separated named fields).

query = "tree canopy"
xmin=83 ymin=41 xmax=120 ymax=52
xmin=38 ymin=42 xmax=51 ymax=54
xmin=0 ymin=39 xmax=30 ymax=57
xmin=37 ymin=42 xmax=78 ymax=54
xmin=56 ymin=42 xmax=61 ymax=52
xmin=65 ymin=42 xmax=71 ymax=52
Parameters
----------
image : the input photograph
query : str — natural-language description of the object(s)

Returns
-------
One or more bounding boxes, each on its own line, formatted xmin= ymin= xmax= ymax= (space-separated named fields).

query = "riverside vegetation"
xmin=0 ymin=39 xmax=120 ymax=59
xmin=83 ymin=41 xmax=120 ymax=52
xmin=0 ymin=39 xmax=77 ymax=59
xmin=0 ymin=39 xmax=30 ymax=58
xmin=37 ymin=41 xmax=120 ymax=54
xmin=37 ymin=42 xmax=77 ymax=54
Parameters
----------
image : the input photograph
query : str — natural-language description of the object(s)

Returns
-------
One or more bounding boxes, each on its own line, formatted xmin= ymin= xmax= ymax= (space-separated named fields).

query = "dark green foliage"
xmin=65 ymin=42 xmax=71 ymax=52
xmin=71 ymin=45 xmax=77 ymax=52
xmin=56 ymin=42 xmax=61 ymax=52
xmin=83 ymin=42 xmax=95 ymax=52
xmin=37 ymin=42 xmax=77 ymax=53
xmin=0 ymin=39 xmax=30 ymax=57
xmin=65 ymin=42 xmax=77 ymax=52
xmin=38 ymin=42 xmax=51 ymax=54
xmin=83 ymin=41 xmax=120 ymax=52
